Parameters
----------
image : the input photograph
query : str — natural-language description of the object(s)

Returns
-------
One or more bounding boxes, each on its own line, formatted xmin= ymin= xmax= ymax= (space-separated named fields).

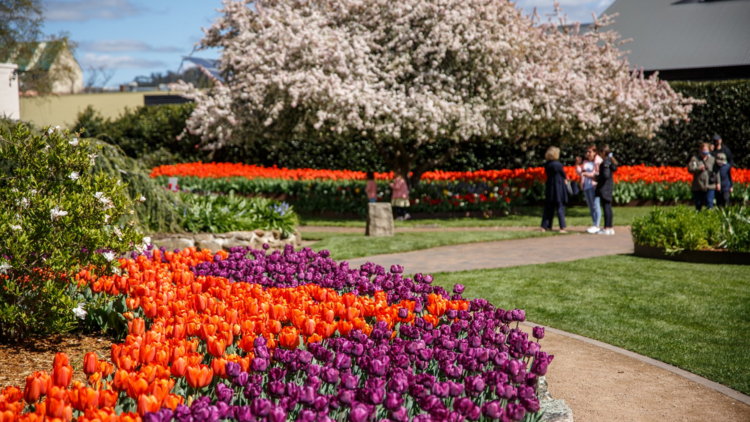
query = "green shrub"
xmin=632 ymin=205 xmax=750 ymax=254
xmin=0 ymin=123 xmax=146 ymax=340
xmin=92 ymin=140 xmax=184 ymax=233
xmin=179 ymin=192 xmax=298 ymax=237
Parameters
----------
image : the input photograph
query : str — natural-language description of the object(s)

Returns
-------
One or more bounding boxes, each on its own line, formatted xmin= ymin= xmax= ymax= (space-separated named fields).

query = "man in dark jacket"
xmin=714 ymin=152 xmax=733 ymax=207
xmin=688 ymin=143 xmax=720 ymax=210
xmin=710 ymin=134 xmax=734 ymax=167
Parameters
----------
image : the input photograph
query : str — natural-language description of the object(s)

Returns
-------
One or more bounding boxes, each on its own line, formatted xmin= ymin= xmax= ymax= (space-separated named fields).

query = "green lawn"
xmin=300 ymin=206 xmax=661 ymax=228
xmin=431 ymin=255 xmax=750 ymax=395
xmin=305 ymin=230 xmax=556 ymax=260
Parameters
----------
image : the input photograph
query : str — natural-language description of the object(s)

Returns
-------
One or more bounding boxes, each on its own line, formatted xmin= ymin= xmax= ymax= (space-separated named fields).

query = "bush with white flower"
xmin=0 ymin=122 xmax=146 ymax=341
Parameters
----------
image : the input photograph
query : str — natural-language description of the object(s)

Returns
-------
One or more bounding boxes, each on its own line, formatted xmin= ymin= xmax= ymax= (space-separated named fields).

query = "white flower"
xmin=102 ymin=251 xmax=116 ymax=261
xmin=139 ymin=195 xmax=146 ymax=202
xmin=18 ymin=197 xmax=29 ymax=208
xmin=72 ymin=303 xmax=88 ymax=320
xmin=69 ymin=171 xmax=79 ymax=181
xmin=113 ymin=227 xmax=123 ymax=239
xmin=99 ymin=194 xmax=114 ymax=210
xmin=50 ymin=206 xmax=68 ymax=221
xmin=0 ymin=262 xmax=11 ymax=275
xmin=48 ymin=127 xmax=54 ymax=134
xmin=10 ymin=225 xmax=22 ymax=231
xmin=88 ymin=153 xmax=98 ymax=165
xmin=44 ymin=144 xmax=50 ymax=151
xmin=104 ymin=214 xmax=110 ymax=223
xmin=30 ymin=189 xmax=37 ymax=196
xmin=95 ymin=192 xmax=103 ymax=199
xmin=142 ymin=236 xmax=151 ymax=245
xmin=69 ymin=138 xmax=79 ymax=147
xmin=55 ymin=125 xmax=60 ymax=131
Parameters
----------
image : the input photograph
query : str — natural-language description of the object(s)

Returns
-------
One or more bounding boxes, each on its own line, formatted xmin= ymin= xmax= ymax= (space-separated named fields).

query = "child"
xmin=390 ymin=174 xmax=411 ymax=220
xmin=714 ymin=153 xmax=732 ymax=207
xmin=365 ymin=171 xmax=378 ymax=203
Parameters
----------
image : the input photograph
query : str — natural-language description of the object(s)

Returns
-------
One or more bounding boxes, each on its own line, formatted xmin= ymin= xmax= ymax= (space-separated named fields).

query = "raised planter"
xmin=634 ymin=243 xmax=750 ymax=265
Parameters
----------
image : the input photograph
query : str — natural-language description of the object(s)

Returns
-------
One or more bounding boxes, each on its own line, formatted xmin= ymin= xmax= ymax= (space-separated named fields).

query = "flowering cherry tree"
xmin=176 ymin=0 xmax=698 ymax=185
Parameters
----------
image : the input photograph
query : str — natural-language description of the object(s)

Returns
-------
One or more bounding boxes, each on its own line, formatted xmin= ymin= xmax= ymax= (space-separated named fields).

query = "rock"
xmin=366 ymin=202 xmax=394 ymax=237
xmin=537 ymin=377 xmax=574 ymax=422
xmin=153 ymin=237 xmax=194 ymax=252
xmin=196 ymin=238 xmax=225 ymax=254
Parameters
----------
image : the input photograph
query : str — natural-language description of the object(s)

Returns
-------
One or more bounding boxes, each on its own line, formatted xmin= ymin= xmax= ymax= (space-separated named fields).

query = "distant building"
xmin=594 ymin=0 xmax=750 ymax=81
xmin=4 ymin=40 xmax=84 ymax=94
xmin=0 ymin=64 xmax=20 ymax=119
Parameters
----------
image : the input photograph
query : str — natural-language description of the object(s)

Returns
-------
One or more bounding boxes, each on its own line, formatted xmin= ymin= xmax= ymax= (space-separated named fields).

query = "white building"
xmin=6 ymin=40 xmax=84 ymax=95
xmin=0 ymin=63 xmax=20 ymax=119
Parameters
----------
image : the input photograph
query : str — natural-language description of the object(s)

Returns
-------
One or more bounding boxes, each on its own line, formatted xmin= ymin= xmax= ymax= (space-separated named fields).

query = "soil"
xmin=0 ymin=333 xmax=113 ymax=390
xmin=525 ymin=326 xmax=750 ymax=422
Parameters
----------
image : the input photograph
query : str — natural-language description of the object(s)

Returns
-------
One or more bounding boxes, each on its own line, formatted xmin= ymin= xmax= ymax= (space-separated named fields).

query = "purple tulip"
xmin=348 ymin=402 xmax=371 ymax=422
xmin=341 ymin=373 xmax=359 ymax=390
xmin=333 ymin=353 xmax=352 ymax=370
xmin=337 ymin=389 xmax=355 ymax=405
xmin=398 ymin=308 xmax=408 ymax=319
xmin=482 ymin=401 xmax=504 ymax=420
xmin=532 ymin=326 xmax=545 ymax=340
xmin=453 ymin=397 xmax=475 ymax=416
xmin=390 ymin=406 xmax=409 ymax=422
xmin=298 ymin=409 xmax=316 ymax=422
xmin=383 ymin=392 xmax=403 ymax=411
xmin=321 ymin=367 xmax=340 ymax=384
xmin=251 ymin=357 xmax=269 ymax=372
xmin=250 ymin=398 xmax=272 ymax=417
xmin=453 ymin=284 xmax=465 ymax=294
xmin=215 ymin=383 xmax=234 ymax=404
xmin=506 ymin=403 xmax=526 ymax=421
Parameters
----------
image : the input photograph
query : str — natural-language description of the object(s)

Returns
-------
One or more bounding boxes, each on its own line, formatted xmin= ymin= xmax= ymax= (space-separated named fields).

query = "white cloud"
xmin=79 ymin=53 xmax=166 ymax=69
xmin=45 ymin=0 xmax=142 ymax=21
xmin=83 ymin=39 xmax=182 ymax=53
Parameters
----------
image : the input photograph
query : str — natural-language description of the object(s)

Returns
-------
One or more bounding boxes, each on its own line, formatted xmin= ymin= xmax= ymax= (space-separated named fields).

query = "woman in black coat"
xmin=541 ymin=146 xmax=569 ymax=233
xmin=595 ymin=145 xmax=618 ymax=235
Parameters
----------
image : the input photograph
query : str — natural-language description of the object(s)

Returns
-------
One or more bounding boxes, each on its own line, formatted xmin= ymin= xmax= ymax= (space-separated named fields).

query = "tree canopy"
xmin=177 ymin=0 xmax=698 ymax=184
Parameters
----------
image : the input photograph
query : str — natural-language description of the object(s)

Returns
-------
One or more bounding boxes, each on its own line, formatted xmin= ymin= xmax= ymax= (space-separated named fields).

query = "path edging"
xmin=521 ymin=321 xmax=750 ymax=406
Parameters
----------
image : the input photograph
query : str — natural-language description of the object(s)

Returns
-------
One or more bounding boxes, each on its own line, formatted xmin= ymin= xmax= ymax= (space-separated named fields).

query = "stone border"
xmin=521 ymin=321 xmax=750 ymax=406
xmin=634 ymin=243 xmax=750 ymax=265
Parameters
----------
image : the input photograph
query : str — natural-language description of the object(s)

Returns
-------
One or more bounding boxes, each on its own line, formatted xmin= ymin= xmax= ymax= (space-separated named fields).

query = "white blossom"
xmin=48 ymin=127 xmax=54 ymax=134
xmin=69 ymin=171 xmax=80 ymax=181
xmin=179 ymin=0 xmax=699 ymax=163
xmin=72 ymin=303 xmax=87 ymax=320
xmin=50 ymin=206 xmax=68 ymax=221
xmin=139 ymin=195 xmax=146 ymax=202
xmin=102 ymin=251 xmax=116 ymax=261
xmin=99 ymin=194 xmax=114 ymax=210
xmin=143 ymin=236 xmax=151 ymax=245
xmin=0 ymin=261 xmax=11 ymax=275
xmin=95 ymin=192 xmax=103 ymax=199
xmin=113 ymin=227 xmax=123 ymax=239
xmin=69 ymin=138 xmax=79 ymax=147
xmin=104 ymin=214 xmax=110 ymax=223
xmin=10 ymin=225 xmax=22 ymax=231
xmin=88 ymin=153 xmax=98 ymax=165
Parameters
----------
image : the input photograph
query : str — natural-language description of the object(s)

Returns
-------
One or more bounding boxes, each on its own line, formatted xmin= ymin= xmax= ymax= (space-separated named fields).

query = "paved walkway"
xmin=346 ymin=226 xmax=634 ymax=273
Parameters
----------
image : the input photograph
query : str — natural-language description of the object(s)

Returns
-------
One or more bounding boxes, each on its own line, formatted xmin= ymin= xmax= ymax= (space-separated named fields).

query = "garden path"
xmin=343 ymin=226 xmax=634 ymax=273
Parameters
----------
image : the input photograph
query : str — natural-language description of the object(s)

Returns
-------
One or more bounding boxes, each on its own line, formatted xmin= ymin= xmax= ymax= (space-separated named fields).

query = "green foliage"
xmin=73 ymin=104 xmax=205 ymax=169
xmin=0 ymin=123 xmax=146 ymax=340
xmin=92 ymin=140 xmax=183 ymax=233
xmin=632 ymin=205 xmax=750 ymax=253
xmin=179 ymin=192 xmax=299 ymax=237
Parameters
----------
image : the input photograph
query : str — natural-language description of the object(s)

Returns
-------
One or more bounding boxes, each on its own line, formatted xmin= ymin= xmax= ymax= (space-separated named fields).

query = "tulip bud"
xmin=83 ymin=352 xmax=98 ymax=376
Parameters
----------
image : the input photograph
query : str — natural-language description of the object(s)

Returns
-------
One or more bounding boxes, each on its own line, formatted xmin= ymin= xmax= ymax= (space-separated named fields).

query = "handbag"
xmin=565 ymin=179 xmax=580 ymax=196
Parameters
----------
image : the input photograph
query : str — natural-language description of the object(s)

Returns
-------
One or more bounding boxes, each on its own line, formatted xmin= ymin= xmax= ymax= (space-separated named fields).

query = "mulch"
xmin=0 ymin=332 xmax=113 ymax=390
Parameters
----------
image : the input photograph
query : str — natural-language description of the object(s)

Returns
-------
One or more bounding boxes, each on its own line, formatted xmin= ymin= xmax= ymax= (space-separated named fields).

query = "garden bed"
xmin=633 ymin=243 xmax=750 ymax=265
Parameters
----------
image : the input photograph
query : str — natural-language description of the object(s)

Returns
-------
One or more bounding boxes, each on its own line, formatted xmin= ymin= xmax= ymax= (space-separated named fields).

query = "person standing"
xmin=575 ymin=145 xmax=603 ymax=234
xmin=390 ymin=174 xmax=411 ymax=220
xmin=541 ymin=146 xmax=568 ymax=233
xmin=714 ymin=153 xmax=732 ymax=207
xmin=365 ymin=171 xmax=378 ymax=203
xmin=595 ymin=146 xmax=618 ymax=235
xmin=688 ymin=143 xmax=720 ymax=211
xmin=710 ymin=134 xmax=734 ymax=167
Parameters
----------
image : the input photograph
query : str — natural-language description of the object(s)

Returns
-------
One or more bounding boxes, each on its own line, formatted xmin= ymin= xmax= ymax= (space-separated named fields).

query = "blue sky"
xmin=41 ymin=0 xmax=616 ymax=87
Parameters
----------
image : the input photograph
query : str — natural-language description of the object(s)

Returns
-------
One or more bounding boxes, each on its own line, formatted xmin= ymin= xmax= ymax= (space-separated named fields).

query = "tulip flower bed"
xmin=151 ymin=163 xmax=750 ymax=216
xmin=1 ymin=245 xmax=552 ymax=422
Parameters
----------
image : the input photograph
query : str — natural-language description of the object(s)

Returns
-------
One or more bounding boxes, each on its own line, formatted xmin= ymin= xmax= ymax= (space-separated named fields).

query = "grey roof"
xmin=600 ymin=0 xmax=750 ymax=71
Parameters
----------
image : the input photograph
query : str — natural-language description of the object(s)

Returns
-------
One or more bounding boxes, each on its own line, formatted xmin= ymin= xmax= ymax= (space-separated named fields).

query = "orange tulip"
xmin=185 ymin=365 xmax=212 ymax=389
xmin=52 ymin=353 xmax=69 ymax=368
xmin=112 ymin=370 xmax=129 ymax=392
xmin=278 ymin=327 xmax=300 ymax=350
xmin=338 ymin=320 xmax=353 ymax=337
xmin=129 ymin=318 xmax=145 ymax=336
xmin=136 ymin=395 xmax=161 ymax=417
xmin=162 ymin=394 xmax=184 ymax=411
xmin=148 ymin=379 xmax=173 ymax=403
xmin=269 ymin=304 xmax=286 ymax=321
xmin=23 ymin=375 xmax=44 ymax=403
xmin=127 ymin=376 xmax=149 ymax=399
xmin=45 ymin=386 xmax=72 ymax=421
xmin=211 ymin=358 xmax=227 ymax=379
xmin=170 ymin=357 xmax=187 ymax=378
xmin=301 ymin=318 xmax=316 ymax=337
xmin=97 ymin=361 xmax=114 ymax=377
xmin=70 ymin=387 xmax=99 ymax=412
xmin=206 ymin=336 xmax=226 ymax=358
xmin=83 ymin=353 xmax=98 ymax=376
xmin=266 ymin=320 xmax=282 ymax=334
xmin=98 ymin=389 xmax=118 ymax=408
xmin=51 ymin=363 xmax=72 ymax=388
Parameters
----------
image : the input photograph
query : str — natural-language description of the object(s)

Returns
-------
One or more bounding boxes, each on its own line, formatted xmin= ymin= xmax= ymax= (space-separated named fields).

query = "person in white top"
xmin=575 ymin=145 xmax=603 ymax=234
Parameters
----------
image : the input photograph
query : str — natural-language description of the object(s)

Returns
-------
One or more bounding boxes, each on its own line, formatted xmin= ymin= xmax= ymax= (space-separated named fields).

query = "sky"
xmin=41 ymin=0 xmax=616 ymax=88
